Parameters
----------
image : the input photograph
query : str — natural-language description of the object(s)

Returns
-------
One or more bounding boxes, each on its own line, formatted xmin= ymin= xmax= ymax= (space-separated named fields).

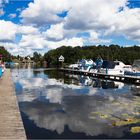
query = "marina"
xmin=0 ymin=0 xmax=140 ymax=139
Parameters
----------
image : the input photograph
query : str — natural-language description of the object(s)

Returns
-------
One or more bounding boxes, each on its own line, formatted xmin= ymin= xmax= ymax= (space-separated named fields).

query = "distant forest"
xmin=1 ymin=45 xmax=140 ymax=67
xmin=42 ymin=45 xmax=140 ymax=67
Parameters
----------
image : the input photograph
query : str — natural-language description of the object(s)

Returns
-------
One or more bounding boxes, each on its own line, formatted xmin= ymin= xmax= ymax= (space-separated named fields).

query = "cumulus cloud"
xmin=20 ymin=0 xmax=69 ymax=26
xmin=0 ymin=42 xmax=24 ymax=56
xmin=43 ymin=23 xmax=64 ymax=41
xmin=87 ymin=31 xmax=111 ymax=44
xmin=0 ymin=20 xmax=42 ymax=55
xmin=46 ymin=37 xmax=84 ymax=49
xmin=0 ymin=20 xmax=18 ymax=41
xmin=1 ymin=0 xmax=140 ymax=56
xmin=20 ymin=0 xmax=140 ymax=43
xmin=115 ymin=8 xmax=140 ymax=42
xmin=18 ymin=25 xmax=39 ymax=35
xmin=0 ymin=20 xmax=39 ymax=41
xmin=20 ymin=0 xmax=127 ymax=29
xmin=19 ymin=34 xmax=47 ymax=50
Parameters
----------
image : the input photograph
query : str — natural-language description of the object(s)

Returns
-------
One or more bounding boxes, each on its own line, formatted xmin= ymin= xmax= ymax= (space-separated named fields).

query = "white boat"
xmin=124 ymin=59 xmax=140 ymax=77
xmin=69 ymin=63 xmax=79 ymax=70
xmin=100 ymin=60 xmax=132 ymax=75
xmin=78 ymin=59 xmax=97 ymax=72
xmin=69 ymin=59 xmax=97 ymax=72
xmin=69 ymin=59 xmax=132 ymax=75
xmin=124 ymin=70 xmax=140 ymax=77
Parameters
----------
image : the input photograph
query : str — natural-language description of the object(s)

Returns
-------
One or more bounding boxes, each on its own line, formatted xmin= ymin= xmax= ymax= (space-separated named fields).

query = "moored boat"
xmin=124 ymin=59 xmax=140 ymax=77
xmin=78 ymin=59 xmax=96 ymax=72
xmin=124 ymin=70 xmax=140 ymax=77
xmin=0 ymin=66 xmax=2 ymax=78
xmin=68 ymin=58 xmax=133 ymax=75
xmin=100 ymin=60 xmax=132 ymax=75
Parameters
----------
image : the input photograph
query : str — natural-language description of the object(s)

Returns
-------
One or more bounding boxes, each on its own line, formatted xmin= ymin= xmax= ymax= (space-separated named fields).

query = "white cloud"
xmin=19 ymin=34 xmax=47 ymax=50
xmin=64 ymin=0 xmax=127 ymax=30
xmin=116 ymin=8 xmax=140 ymax=42
xmin=1 ymin=0 xmax=140 ymax=56
xmin=20 ymin=0 xmax=140 ymax=43
xmin=16 ymin=8 xmax=22 ymax=12
xmin=20 ymin=0 xmax=127 ymax=29
xmin=0 ymin=20 xmax=18 ymax=41
xmin=46 ymin=37 xmax=84 ymax=49
xmin=89 ymin=31 xmax=99 ymax=40
xmin=18 ymin=25 xmax=39 ymax=35
xmin=87 ymin=31 xmax=111 ymax=44
xmin=0 ymin=19 xmax=84 ymax=56
xmin=20 ymin=0 xmax=69 ymax=26
xmin=0 ymin=42 xmax=24 ymax=56
xmin=104 ymin=7 xmax=140 ymax=42
xmin=0 ymin=20 xmax=39 ymax=41
xmin=8 ymin=13 xmax=16 ymax=19
xmin=43 ymin=23 xmax=64 ymax=41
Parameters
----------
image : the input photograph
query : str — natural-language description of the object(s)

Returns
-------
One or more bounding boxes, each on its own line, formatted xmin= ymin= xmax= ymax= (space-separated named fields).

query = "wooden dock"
xmin=60 ymin=68 xmax=140 ymax=85
xmin=33 ymin=68 xmax=57 ymax=72
xmin=0 ymin=69 xmax=26 ymax=139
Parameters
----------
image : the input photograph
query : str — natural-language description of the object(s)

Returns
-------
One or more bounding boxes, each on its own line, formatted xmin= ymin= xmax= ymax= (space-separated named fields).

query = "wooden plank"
xmin=0 ymin=69 xmax=26 ymax=139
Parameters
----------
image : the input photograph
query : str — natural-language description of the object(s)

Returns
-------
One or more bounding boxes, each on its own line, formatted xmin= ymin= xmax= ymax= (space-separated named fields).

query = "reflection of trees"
xmin=43 ymin=70 xmax=125 ymax=90
xmin=131 ymin=85 xmax=140 ymax=97
xmin=69 ymin=75 xmax=123 ymax=89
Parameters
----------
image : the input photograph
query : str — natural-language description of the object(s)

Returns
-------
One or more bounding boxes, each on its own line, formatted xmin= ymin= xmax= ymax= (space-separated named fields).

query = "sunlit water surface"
xmin=11 ymin=68 xmax=140 ymax=139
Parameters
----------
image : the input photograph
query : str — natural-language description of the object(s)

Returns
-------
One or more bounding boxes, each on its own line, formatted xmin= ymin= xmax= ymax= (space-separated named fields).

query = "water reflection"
xmin=12 ymin=69 xmax=140 ymax=139
xmin=131 ymin=85 xmax=140 ymax=97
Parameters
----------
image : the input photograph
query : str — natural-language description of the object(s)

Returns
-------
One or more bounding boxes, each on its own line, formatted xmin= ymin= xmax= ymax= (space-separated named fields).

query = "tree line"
xmin=33 ymin=45 xmax=140 ymax=67
xmin=0 ymin=46 xmax=11 ymax=62
xmin=1 ymin=45 xmax=140 ymax=67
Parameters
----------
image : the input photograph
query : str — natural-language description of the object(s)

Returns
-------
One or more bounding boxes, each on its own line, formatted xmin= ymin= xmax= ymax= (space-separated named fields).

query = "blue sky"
xmin=0 ymin=0 xmax=140 ymax=56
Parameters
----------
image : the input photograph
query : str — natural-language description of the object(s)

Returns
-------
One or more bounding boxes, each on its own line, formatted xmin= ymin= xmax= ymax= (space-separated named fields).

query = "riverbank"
xmin=0 ymin=69 xmax=26 ymax=139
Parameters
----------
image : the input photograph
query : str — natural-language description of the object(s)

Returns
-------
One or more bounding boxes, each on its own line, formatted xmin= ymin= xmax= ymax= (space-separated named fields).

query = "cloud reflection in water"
xmin=12 ymin=69 xmax=140 ymax=138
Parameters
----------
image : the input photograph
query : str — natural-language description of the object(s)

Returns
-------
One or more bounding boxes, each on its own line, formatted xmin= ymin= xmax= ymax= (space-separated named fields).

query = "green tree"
xmin=0 ymin=46 xmax=11 ymax=62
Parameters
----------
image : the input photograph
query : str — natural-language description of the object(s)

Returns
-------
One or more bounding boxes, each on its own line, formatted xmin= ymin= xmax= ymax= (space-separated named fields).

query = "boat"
xmin=1 ymin=63 xmax=5 ymax=73
xmin=100 ymin=60 xmax=132 ymax=75
xmin=78 ymin=59 xmax=97 ymax=72
xmin=0 ymin=66 xmax=2 ymax=78
xmin=69 ymin=63 xmax=79 ymax=70
xmin=69 ymin=59 xmax=97 ymax=72
xmin=0 ymin=63 xmax=5 ymax=76
xmin=124 ymin=70 xmax=140 ymax=77
xmin=133 ymin=59 xmax=140 ymax=71
xmin=69 ymin=58 xmax=132 ymax=75
xmin=124 ymin=59 xmax=140 ymax=77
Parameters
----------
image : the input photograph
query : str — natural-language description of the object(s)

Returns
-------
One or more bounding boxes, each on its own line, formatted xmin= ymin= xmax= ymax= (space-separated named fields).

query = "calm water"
xmin=11 ymin=68 xmax=140 ymax=139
